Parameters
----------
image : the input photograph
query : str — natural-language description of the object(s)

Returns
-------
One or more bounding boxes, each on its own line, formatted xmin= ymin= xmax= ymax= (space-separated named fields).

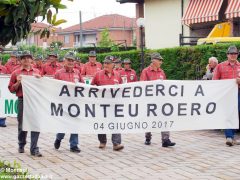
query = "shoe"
xmin=113 ymin=144 xmax=124 ymax=151
xmin=162 ymin=139 xmax=176 ymax=147
xmin=54 ymin=139 xmax=61 ymax=149
xmin=226 ymin=138 xmax=233 ymax=146
xmin=233 ymin=139 xmax=240 ymax=145
xmin=99 ymin=143 xmax=106 ymax=149
xmin=70 ymin=146 xmax=81 ymax=153
xmin=0 ymin=118 xmax=6 ymax=127
xmin=18 ymin=147 xmax=24 ymax=153
xmin=145 ymin=139 xmax=151 ymax=145
xmin=31 ymin=151 xmax=42 ymax=157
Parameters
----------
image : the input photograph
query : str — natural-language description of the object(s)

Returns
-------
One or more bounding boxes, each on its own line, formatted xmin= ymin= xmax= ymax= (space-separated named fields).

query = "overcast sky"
xmin=46 ymin=0 xmax=136 ymax=28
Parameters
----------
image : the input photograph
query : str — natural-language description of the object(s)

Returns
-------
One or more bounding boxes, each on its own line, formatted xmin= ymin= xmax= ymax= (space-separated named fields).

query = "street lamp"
xmin=136 ymin=18 xmax=145 ymax=71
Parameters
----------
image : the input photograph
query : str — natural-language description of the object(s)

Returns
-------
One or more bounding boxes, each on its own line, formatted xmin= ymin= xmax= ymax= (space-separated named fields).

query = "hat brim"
xmin=103 ymin=60 xmax=113 ymax=63
xmin=114 ymin=61 xmax=122 ymax=63
xmin=65 ymin=57 xmax=75 ymax=61
xmin=20 ymin=54 xmax=32 ymax=59
xmin=152 ymin=57 xmax=163 ymax=61
xmin=48 ymin=54 xmax=58 ymax=58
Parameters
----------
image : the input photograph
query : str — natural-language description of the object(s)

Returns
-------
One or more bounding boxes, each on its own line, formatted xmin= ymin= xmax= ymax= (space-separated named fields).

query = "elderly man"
xmin=213 ymin=45 xmax=240 ymax=146
xmin=81 ymin=51 xmax=102 ymax=77
xmin=140 ymin=52 xmax=176 ymax=148
xmin=54 ymin=52 xmax=83 ymax=153
xmin=119 ymin=58 xmax=137 ymax=83
xmin=42 ymin=52 xmax=61 ymax=76
xmin=203 ymin=57 xmax=218 ymax=80
xmin=8 ymin=51 xmax=42 ymax=156
xmin=5 ymin=51 xmax=19 ymax=74
xmin=113 ymin=57 xmax=123 ymax=73
xmin=33 ymin=55 xmax=44 ymax=74
xmin=91 ymin=55 xmax=124 ymax=151
xmin=0 ymin=57 xmax=7 ymax=74
xmin=74 ymin=57 xmax=84 ymax=73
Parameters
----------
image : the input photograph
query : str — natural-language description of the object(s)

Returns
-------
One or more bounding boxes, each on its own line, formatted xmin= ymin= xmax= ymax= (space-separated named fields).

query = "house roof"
xmin=31 ymin=22 xmax=49 ymax=29
xmin=31 ymin=22 xmax=62 ymax=32
xmin=61 ymin=14 xmax=136 ymax=33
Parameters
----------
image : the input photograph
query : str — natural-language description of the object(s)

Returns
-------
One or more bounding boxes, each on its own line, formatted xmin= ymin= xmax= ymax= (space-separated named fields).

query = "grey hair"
xmin=208 ymin=57 xmax=218 ymax=64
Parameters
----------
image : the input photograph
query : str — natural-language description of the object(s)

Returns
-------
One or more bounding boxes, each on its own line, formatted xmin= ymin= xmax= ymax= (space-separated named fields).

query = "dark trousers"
xmin=17 ymin=98 xmax=40 ymax=153
xmin=145 ymin=131 xmax=170 ymax=143
xmin=56 ymin=133 xmax=79 ymax=148
xmin=98 ymin=134 xmax=121 ymax=145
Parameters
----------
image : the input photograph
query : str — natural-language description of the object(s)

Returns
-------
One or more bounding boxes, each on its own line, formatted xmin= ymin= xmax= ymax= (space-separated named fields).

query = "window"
xmin=64 ymin=35 xmax=70 ymax=44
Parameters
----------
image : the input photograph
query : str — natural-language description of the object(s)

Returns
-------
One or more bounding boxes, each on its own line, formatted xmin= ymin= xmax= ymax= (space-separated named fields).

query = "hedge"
xmin=0 ymin=54 xmax=10 ymax=64
xmin=76 ymin=46 xmax=136 ymax=53
xmin=2 ymin=43 xmax=240 ymax=80
xmin=77 ymin=43 xmax=239 ymax=79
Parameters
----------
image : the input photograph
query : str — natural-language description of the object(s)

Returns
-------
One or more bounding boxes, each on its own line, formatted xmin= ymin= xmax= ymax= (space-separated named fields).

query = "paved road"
xmin=0 ymin=118 xmax=239 ymax=180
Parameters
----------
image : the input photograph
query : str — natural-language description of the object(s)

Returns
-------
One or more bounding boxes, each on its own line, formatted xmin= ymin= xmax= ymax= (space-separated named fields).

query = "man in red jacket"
xmin=81 ymin=51 xmax=102 ymax=77
xmin=33 ymin=55 xmax=44 ymax=74
xmin=140 ymin=52 xmax=176 ymax=148
xmin=0 ymin=57 xmax=7 ymax=74
xmin=54 ymin=52 xmax=83 ymax=153
xmin=213 ymin=45 xmax=240 ymax=146
xmin=8 ymin=51 xmax=42 ymax=157
xmin=119 ymin=58 xmax=137 ymax=83
xmin=113 ymin=57 xmax=123 ymax=73
xmin=5 ymin=51 xmax=19 ymax=74
xmin=42 ymin=52 xmax=61 ymax=76
xmin=91 ymin=55 xmax=124 ymax=151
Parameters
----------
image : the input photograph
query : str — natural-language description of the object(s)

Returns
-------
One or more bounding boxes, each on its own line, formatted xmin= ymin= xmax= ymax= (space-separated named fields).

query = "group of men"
xmin=3 ymin=44 xmax=240 ymax=157
xmin=3 ymin=49 xmax=176 ymax=157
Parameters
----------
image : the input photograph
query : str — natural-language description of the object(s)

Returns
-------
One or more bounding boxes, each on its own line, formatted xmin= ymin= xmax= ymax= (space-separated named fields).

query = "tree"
xmin=50 ymin=41 xmax=63 ymax=49
xmin=98 ymin=28 xmax=113 ymax=47
xmin=0 ymin=0 xmax=72 ymax=46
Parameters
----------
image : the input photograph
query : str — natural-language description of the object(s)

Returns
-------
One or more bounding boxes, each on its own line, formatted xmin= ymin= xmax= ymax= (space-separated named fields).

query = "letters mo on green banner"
xmin=5 ymin=99 xmax=18 ymax=114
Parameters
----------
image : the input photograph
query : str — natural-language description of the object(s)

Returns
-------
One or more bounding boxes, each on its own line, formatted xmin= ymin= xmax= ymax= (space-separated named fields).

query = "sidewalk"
xmin=0 ymin=117 xmax=240 ymax=180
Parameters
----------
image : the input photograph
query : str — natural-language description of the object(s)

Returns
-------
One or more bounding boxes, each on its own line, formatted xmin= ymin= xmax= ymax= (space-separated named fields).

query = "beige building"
xmin=144 ymin=0 xmax=190 ymax=49
xmin=118 ymin=0 xmax=190 ymax=49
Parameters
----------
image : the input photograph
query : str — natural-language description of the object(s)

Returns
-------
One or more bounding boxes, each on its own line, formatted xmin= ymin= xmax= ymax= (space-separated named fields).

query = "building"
xmin=58 ymin=14 xmax=136 ymax=48
xmin=19 ymin=14 xmax=136 ymax=49
xmin=117 ymin=0 xmax=240 ymax=49
xmin=20 ymin=22 xmax=62 ymax=48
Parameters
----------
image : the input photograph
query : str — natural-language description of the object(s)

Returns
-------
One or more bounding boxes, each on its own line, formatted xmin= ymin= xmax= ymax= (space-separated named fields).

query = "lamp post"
xmin=136 ymin=18 xmax=145 ymax=71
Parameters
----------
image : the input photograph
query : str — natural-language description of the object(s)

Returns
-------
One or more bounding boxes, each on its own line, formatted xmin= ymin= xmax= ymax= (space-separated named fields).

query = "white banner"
xmin=0 ymin=75 xmax=18 ymax=118
xmin=22 ymin=76 xmax=239 ymax=134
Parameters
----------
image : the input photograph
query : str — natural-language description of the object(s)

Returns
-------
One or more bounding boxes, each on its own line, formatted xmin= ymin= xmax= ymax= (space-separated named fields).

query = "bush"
xmin=2 ymin=43 xmax=240 ymax=79
xmin=78 ymin=43 xmax=240 ymax=79
xmin=0 ymin=54 xmax=10 ymax=65
xmin=76 ymin=46 xmax=136 ymax=53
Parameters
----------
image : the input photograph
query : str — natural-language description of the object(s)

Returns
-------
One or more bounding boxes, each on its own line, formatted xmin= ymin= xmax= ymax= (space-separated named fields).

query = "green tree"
xmin=50 ymin=41 xmax=63 ymax=49
xmin=0 ymin=0 xmax=72 ymax=46
xmin=98 ymin=28 xmax=113 ymax=47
